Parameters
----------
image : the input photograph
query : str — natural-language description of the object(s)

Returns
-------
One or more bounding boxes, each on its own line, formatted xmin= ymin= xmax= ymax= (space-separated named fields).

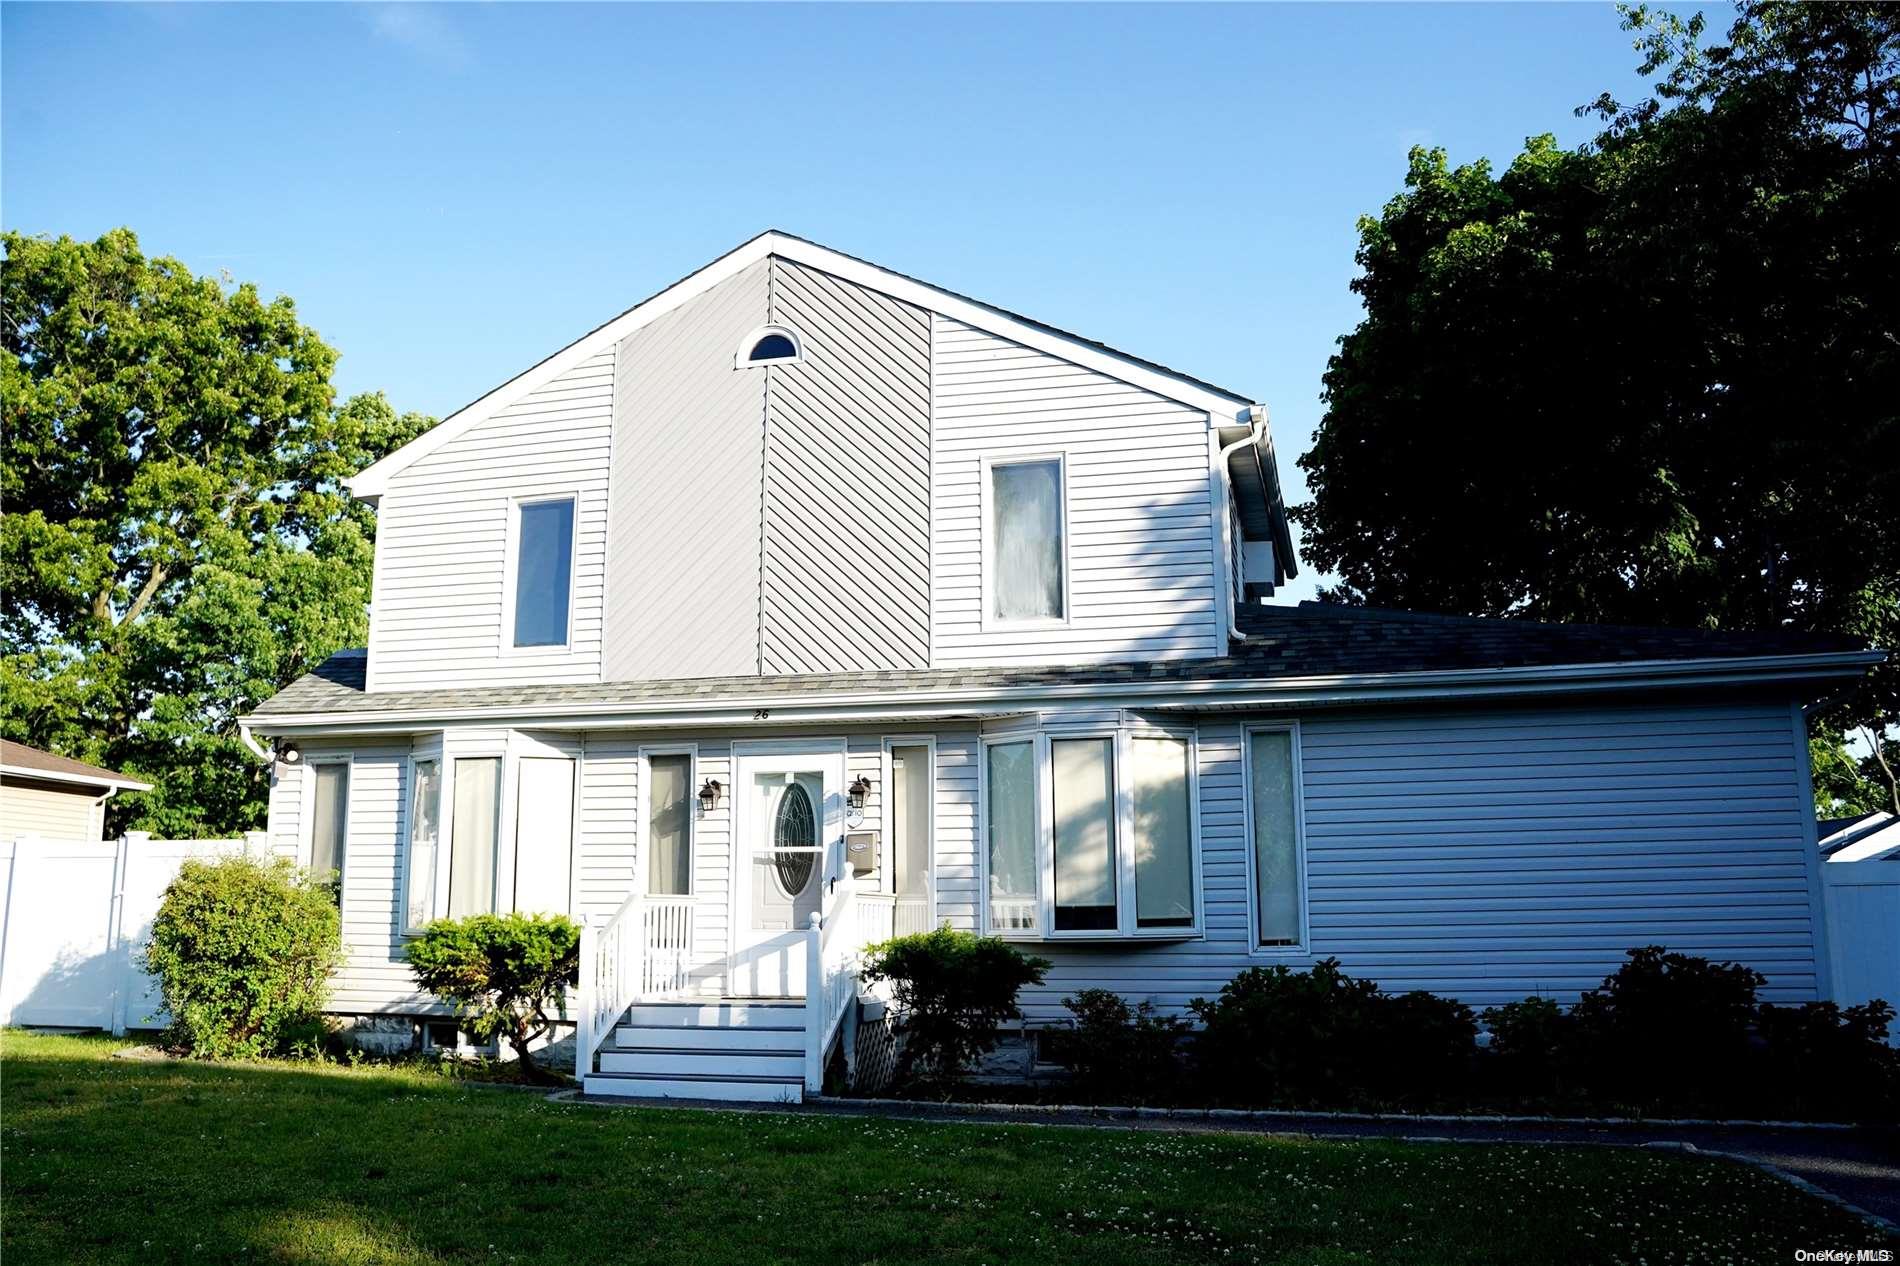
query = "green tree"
xmin=406 ymin=913 xmax=581 ymax=1084
xmin=1296 ymin=3 xmax=1898 ymax=809
xmin=1 ymin=229 xmax=433 ymax=834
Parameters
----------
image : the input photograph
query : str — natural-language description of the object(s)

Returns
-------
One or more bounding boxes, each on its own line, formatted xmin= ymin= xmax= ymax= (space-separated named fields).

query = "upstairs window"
xmin=511 ymin=497 xmax=575 ymax=648
xmin=735 ymin=325 xmax=803 ymax=368
xmin=989 ymin=457 xmax=1066 ymax=622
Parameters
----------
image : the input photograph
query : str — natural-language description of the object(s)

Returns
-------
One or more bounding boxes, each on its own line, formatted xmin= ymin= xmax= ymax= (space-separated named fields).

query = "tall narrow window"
xmin=991 ymin=459 xmax=1064 ymax=621
xmin=646 ymin=753 xmax=692 ymax=897
xmin=890 ymin=746 xmax=930 ymax=900
xmin=513 ymin=498 xmax=574 ymax=648
xmin=985 ymin=741 xmax=1038 ymax=933
xmin=448 ymin=757 xmax=501 ymax=917
xmin=1131 ymin=737 xmax=1194 ymax=929
xmin=310 ymin=763 xmax=349 ymax=885
xmin=514 ymin=757 xmax=574 ymax=915
xmin=405 ymin=759 xmax=441 ymax=932
xmin=1051 ymin=738 xmax=1116 ymax=931
xmin=1249 ymin=730 xmax=1302 ymax=947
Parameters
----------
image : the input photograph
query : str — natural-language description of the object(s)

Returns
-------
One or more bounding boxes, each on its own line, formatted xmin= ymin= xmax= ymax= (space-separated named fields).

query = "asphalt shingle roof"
xmin=0 ymin=739 xmax=150 ymax=788
xmin=251 ymin=603 xmax=1872 ymax=721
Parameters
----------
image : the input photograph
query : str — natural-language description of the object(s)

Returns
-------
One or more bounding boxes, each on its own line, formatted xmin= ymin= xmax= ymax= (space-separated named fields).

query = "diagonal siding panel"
xmin=762 ymin=259 xmax=931 ymax=674
xmin=604 ymin=261 xmax=770 ymax=681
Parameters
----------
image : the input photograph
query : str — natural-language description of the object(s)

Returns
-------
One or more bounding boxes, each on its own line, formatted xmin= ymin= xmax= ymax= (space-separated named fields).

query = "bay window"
xmin=448 ymin=756 xmax=502 ymax=917
xmin=983 ymin=725 xmax=1200 ymax=939
xmin=403 ymin=758 xmax=442 ymax=932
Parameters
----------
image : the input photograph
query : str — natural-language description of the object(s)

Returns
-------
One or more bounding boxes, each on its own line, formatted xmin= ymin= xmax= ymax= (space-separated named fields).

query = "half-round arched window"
xmin=735 ymin=325 xmax=804 ymax=369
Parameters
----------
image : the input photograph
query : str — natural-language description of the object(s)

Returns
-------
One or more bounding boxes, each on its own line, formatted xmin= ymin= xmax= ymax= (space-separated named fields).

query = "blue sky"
xmin=2 ymin=2 xmax=1662 ymax=602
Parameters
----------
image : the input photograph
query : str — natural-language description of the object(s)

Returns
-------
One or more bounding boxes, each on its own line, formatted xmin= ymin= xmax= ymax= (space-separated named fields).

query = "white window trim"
xmin=1241 ymin=721 xmax=1311 ymax=957
xmin=438 ymin=741 xmax=510 ymax=922
xmin=638 ymin=744 xmax=698 ymax=899
xmin=300 ymin=756 xmax=352 ymax=895
xmin=500 ymin=492 xmax=580 ymax=656
xmin=880 ymin=735 xmax=937 ymax=919
xmin=978 ymin=720 xmax=1203 ymax=942
xmin=733 ymin=324 xmax=805 ymax=369
xmin=979 ymin=451 xmax=1073 ymax=632
xmin=400 ymin=751 xmax=442 ymax=937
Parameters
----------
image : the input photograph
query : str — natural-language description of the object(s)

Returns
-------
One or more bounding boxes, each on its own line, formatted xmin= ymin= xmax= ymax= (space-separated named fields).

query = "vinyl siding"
xmin=761 ymin=260 xmax=931 ymax=673
xmin=0 ymin=780 xmax=104 ymax=842
xmin=368 ymin=352 xmax=614 ymax=692
xmin=929 ymin=315 xmax=1221 ymax=667
xmin=602 ymin=260 xmax=769 ymax=681
xmin=939 ymin=699 xmax=1823 ymax=1020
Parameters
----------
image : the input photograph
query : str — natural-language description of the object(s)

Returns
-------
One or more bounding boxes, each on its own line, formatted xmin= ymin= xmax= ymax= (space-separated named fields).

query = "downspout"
xmin=1216 ymin=404 xmax=1269 ymax=644
xmin=237 ymin=719 xmax=274 ymax=765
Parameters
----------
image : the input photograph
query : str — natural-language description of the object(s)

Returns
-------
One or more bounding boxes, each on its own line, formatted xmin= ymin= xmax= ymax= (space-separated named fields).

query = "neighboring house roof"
xmin=0 ymin=740 xmax=152 ymax=793
xmin=346 ymin=231 xmax=1282 ymax=540
xmin=248 ymin=603 xmax=1879 ymax=729
xmin=1820 ymin=810 xmax=1900 ymax=862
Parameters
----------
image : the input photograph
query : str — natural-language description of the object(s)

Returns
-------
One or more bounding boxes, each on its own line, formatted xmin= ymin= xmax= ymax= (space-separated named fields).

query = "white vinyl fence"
xmin=0 ymin=832 xmax=261 ymax=1033
xmin=1822 ymin=852 xmax=1900 ymax=1043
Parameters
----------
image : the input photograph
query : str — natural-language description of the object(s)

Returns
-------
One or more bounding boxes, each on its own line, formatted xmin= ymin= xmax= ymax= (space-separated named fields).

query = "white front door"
xmin=729 ymin=745 xmax=843 ymax=997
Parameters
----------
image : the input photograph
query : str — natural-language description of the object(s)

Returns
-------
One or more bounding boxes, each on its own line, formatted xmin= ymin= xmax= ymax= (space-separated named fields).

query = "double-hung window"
xmin=988 ymin=456 xmax=1066 ymax=623
xmin=308 ymin=762 xmax=349 ymax=892
xmin=404 ymin=753 xmax=504 ymax=931
xmin=510 ymin=496 xmax=575 ymax=649
xmin=983 ymin=724 xmax=1200 ymax=939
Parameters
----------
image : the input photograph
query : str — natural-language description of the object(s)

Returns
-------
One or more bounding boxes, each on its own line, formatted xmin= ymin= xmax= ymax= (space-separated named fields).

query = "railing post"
xmin=804 ymin=911 xmax=823 ymax=1093
xmin=575 ymin=918 xmax=597 ymax=1083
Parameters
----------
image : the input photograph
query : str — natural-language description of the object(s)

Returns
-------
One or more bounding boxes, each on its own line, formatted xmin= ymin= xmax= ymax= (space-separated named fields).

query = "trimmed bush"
xmin=1061 ymin=988 xmax=1189 ymax=1104
xmin=1188 ymin=958 xmax=1476 ymax=1109
xmin=1479 ymin=995 xmax=1575 ymax=1101
xmin=858 ymin=927 xmax=1049 ymax=1088
xmin=1752 ymin=999 xmax=1900 ymax=1122
xmin=142 ymin=854 xmax=342 ymax=1058
xmin=1569 ymin=945 xmax=1765 ymax=1112
xmin=406 ymin=913 xmax=581 ymax=1084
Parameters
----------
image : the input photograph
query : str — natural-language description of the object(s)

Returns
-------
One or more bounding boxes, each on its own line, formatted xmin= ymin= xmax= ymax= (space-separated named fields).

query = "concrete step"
xmin=623 ymin=999 xmax=805 ymax=1028
xmin=583 ymin=1070 xmax=804 ymax=1104
xmin=615 ymin=1023 xmax=802 ymax=1052
xmin=598 ymin=1047 xmax=803 ymax=1078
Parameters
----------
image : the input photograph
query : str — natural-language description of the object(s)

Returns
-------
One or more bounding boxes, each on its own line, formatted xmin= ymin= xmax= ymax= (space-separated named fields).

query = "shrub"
xmin=1754 ymin=998 xmax=1900 ymax=1122
xmin=406 ymin=913 xmax=581 ymax=1084
xmin=1061 ymin=988 xmax=1190 ymax=1104
xmin=141 ymin=854 xmax=342 ymax=1058
xmin=1479 ymin=995 xmax=1576 ymax=1101
xmin=1569 ymin=945 xmax=1765 ymax=1112
xmin=1188 ymin=959 xmax=1476 ymax=1108
xmin=858 ymin=927 xmax=1049 ymax=1088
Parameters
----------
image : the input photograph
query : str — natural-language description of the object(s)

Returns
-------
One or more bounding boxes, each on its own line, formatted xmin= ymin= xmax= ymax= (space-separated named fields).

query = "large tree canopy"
xmin=1 ymin=228 xmax=433 ymax=835
xmin=1296 ymin=2 xmax=1899 ymax=812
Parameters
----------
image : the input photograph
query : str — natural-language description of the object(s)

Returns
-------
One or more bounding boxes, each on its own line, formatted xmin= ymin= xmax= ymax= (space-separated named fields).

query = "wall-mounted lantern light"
xmin=847 ymin=776 xmax=872 ymax=811
xmin=276 ymin=741 xmax=303 ymax=765
xmin=697 ymin=779 xmax=723 ymax=815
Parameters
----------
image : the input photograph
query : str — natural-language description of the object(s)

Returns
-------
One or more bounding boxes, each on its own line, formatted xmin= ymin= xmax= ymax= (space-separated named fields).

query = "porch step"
xmin=615 ymin=1022 xmax=801 ymax=1052
xmin=623 ymin=999 xmax=804 ymax=1028
xmin=583 ymin=1070 xmax=805 ymax=1104
xmin=599 ymin=1047 xmax=803 ymax=1078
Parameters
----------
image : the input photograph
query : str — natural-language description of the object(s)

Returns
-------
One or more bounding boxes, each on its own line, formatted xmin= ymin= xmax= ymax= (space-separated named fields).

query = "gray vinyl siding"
xmin=929 ymin=315 xmax=1222 ymax=667
xmin=603 ymin=260 xmax=769 ymax=681
xmin=939 ymin=699 xmax=1823 ymax=1020
xmin=761 ymin=259 xmax=931 ymax=673
xmin=0 ymin=780 xmax=104 ymax=842
xmin=367 ymin=352 xmax=614 ymax=692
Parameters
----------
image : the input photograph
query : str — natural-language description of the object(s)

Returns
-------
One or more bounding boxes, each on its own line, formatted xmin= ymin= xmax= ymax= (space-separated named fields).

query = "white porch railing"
xmin=573 ymin=894 xmax=696 ymax=1081
xmin=854 ymin=892 xmax=934 ymax=945
xmin=803 ymin=874 xmax=861 ymax=1093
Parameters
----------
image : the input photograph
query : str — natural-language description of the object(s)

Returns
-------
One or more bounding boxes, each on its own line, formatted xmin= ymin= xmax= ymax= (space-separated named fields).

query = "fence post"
xmin=243 ymin=831 xmax=268 ymax=857
xmin=108 ymin=834 xmax=143 ymax=1036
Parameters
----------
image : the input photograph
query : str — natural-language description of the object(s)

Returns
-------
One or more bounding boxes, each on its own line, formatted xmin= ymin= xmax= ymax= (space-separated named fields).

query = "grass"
xmin=3 ymin=1030 xmax=1892 ymax=1266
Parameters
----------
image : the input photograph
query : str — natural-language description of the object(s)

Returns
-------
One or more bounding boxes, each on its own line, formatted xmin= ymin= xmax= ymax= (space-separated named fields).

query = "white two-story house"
xmin=245 ymin=231 xmax=1881 ymax=1101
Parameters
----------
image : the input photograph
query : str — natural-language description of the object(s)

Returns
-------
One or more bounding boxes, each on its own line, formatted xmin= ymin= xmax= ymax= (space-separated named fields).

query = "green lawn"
xmin=3 ymin=1030 xmax=1890 ymax=1265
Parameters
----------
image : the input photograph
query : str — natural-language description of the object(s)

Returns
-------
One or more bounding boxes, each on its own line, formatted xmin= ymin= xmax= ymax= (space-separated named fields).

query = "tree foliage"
xmin=406 ymin=913 xmax=581 ymax=1084
xmin=1 ymin=229 xmax=433 ymax=834
xmin=141 ymin=854 xmax=342 ymax=1058
xmin=1295 ymin=3 xmax=1899 ymax=809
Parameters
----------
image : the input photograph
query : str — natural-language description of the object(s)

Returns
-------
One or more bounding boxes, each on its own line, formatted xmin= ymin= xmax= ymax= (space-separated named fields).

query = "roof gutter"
xmin=1216 ymin=406 xmax=1268 ymax=643
xmin=244 ymin=649 xmax=1884 ymax=738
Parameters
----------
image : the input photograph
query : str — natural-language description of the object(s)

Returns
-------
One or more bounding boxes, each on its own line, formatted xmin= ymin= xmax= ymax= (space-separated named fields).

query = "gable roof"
xmin=249 ymin=604 xmax=1878 ymax=729
xmin=0 ymin=739 xmax=152 ymax=792
xmin=348 ymin=231 xmax=1263 ymax=503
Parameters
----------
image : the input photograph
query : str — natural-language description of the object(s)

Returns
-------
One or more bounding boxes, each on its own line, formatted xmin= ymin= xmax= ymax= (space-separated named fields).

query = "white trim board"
xmin=348 ymin=232 xmax=1257 ymax=500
